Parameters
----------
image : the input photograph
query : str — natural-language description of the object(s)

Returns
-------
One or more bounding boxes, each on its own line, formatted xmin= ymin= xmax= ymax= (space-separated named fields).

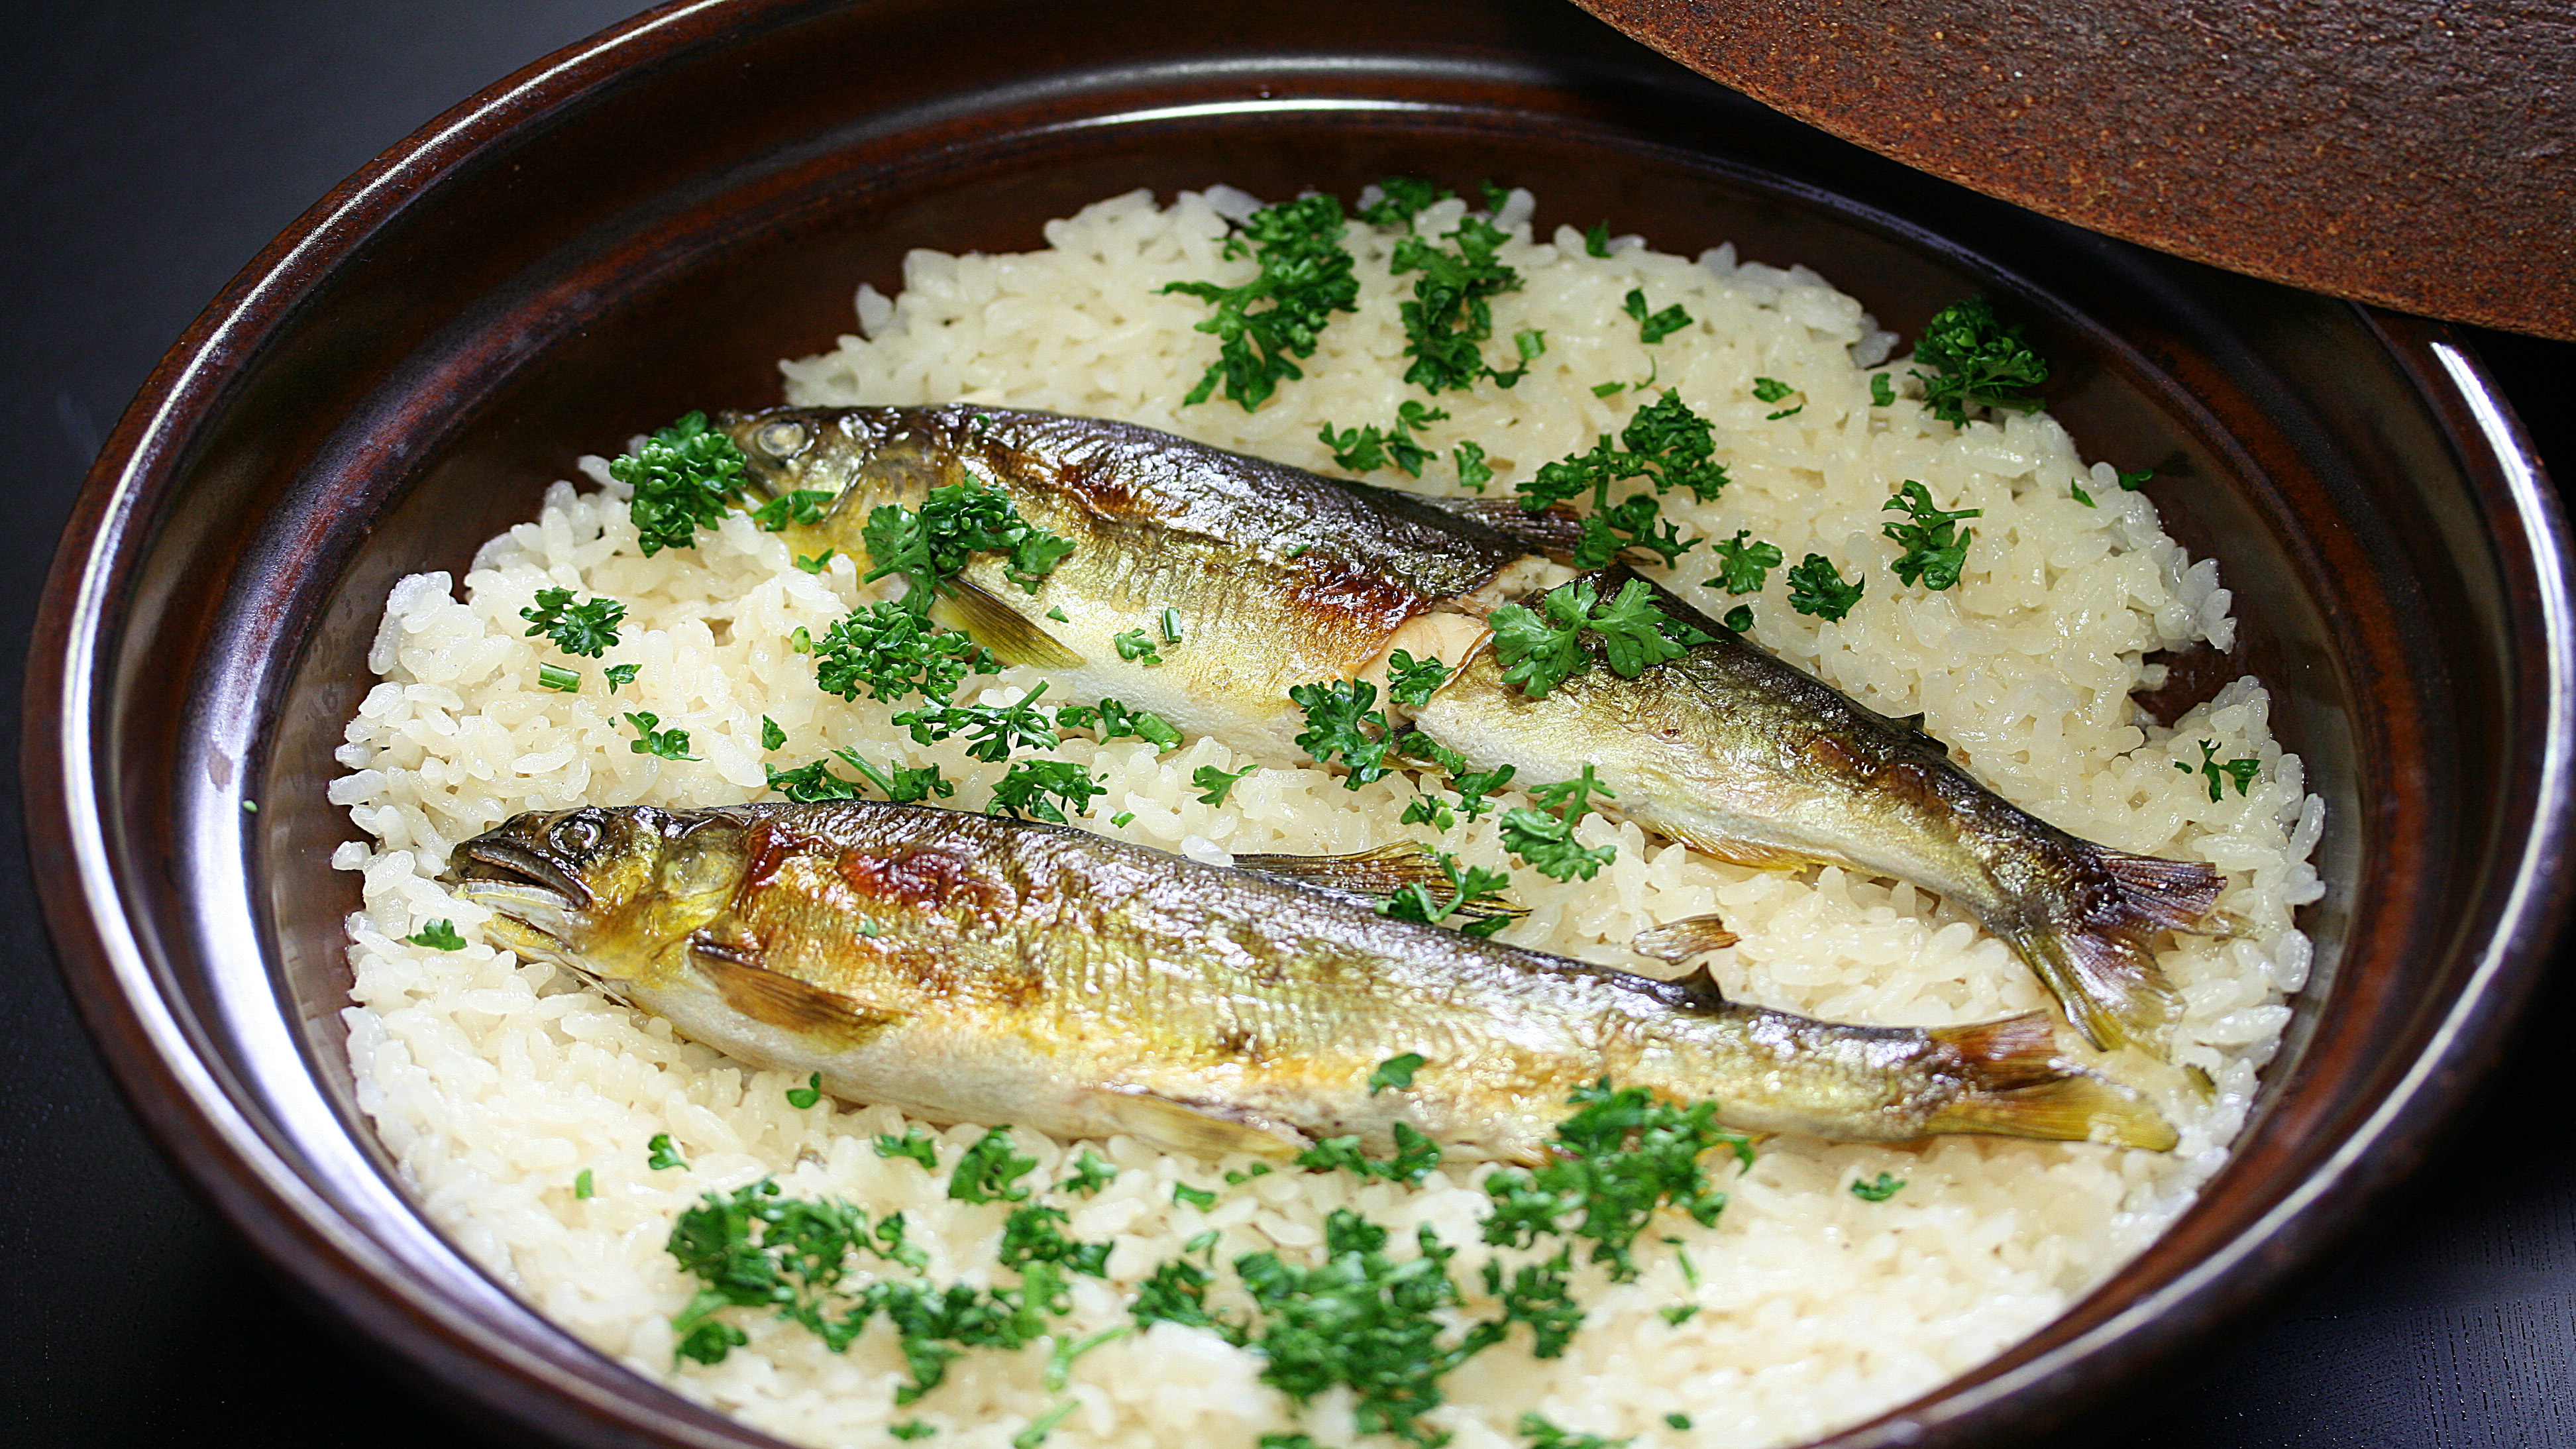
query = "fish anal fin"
xmin=1922 ymin=1012 xmax=2178 ymax=1150
xmin=930 ymin=576 xmax=1087 ymax=669
xmin=1660 ymin=829 xmax=1823 ymax=873
xmin=1630 ymin=913 xmax=1739 ymax=963
xmin=1088 ymin=1087 xmax=1307 ymax=1160
xmin=1237 ymin=843 xmax=1524 ymax=923
xmin=690 ymin=933 xmax=903 ymax=1049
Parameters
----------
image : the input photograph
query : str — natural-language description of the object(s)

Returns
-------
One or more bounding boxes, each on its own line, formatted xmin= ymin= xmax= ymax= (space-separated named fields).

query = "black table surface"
xmin=4 ymin=3 xmax=2571 ymax=1445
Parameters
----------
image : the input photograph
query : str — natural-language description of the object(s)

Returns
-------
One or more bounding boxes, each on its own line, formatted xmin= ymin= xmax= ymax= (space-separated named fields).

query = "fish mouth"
xmin=447 ymin=837 xmax=592 ymax=957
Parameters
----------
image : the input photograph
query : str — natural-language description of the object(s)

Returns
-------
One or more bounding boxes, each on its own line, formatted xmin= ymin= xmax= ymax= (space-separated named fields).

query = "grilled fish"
xmin=720 ymin=404 xmax=2222 ymax=1052
xmin=447 ymin=801 xmax=2176 ymax=1159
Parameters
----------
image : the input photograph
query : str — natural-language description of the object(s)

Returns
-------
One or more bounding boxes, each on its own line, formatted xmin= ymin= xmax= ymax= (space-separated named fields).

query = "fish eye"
xmin=551 ymin=814 xmax=605 ymax=856
xmin=755 ymin=419 xmax=808 ymax=459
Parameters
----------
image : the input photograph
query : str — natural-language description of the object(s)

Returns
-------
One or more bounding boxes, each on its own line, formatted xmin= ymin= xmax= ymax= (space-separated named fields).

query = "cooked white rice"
xmin=332 ymin=186 xmax=2322 ymax=1449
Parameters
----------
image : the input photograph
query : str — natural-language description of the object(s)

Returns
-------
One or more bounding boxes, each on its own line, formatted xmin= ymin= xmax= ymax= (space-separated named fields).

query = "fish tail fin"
xmin=2012 ymin=848 xmax=2224 ymax=1055
xmin=1921 ymin=1012 xmax=2178 ymax=1150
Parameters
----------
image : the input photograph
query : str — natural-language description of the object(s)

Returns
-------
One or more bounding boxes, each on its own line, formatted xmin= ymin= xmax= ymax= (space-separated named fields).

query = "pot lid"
xmin=1578 ymin=0 xmax=2576 ymax=340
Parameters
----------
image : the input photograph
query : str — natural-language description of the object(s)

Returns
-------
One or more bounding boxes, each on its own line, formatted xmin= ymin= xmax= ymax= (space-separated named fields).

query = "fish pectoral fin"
xmin=929 ymin=576 xmax=1087 ymax=669
xmin=1236 ymin=843 xmax=1524 ymax=922
xmin=1087 ymin=1087 xmax=1308 ymax=1161
xmin=1629 ymin=913 xmax=1739 ymax=963
xmin=1658 ymin=827 xmax=1824 ymax=873
xmin=690 ymin=934 xmax=904 ymax=1049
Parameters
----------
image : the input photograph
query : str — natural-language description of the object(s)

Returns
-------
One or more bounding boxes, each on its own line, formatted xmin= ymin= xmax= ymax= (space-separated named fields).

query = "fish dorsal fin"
xmin=929 ymin=576 xmax=1087 ymax=669
xmin=1236 ymin=843 xmax=1524 ymax=924
xmin=1415 ymin=496 xmax=1588 ymax=559
xmin=689 ymin=930 xmax=904 ymax=1049
xmin=1629 ymin=913 xmax=1740 ymax=963
xmin=1087 ymin=1087 xmax=1306 ymax=1160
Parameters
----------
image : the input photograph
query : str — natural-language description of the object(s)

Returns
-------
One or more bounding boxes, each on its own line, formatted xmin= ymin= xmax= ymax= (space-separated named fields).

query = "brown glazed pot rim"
xmin=24 ymin=2 xmax=2576 ymax=1446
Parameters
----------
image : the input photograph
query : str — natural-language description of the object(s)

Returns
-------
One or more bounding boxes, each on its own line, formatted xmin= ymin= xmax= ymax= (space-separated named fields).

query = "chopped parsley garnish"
xmin=1583 ymin=220 xmax=1614 ymax=257
xmin=1320 ymin=400 xmax=1452 ymax=478
xmin=1480 ymin=1079 xmax=1752 ymax=1281
xmin=1909 ymin=294 xmax=2050 ymax=427
xmin=1486 ymin=576 xmax=1705 ymax=700
xmin=1880 ymin=480 xmax=1982 ymax=590
xmin=623 ymin=711 xmax=698 ymax=761
xmin=875 ymin=1126 xmax=941 ymax=1171
xmin=863 ymin=476 xmax=1073 ymax=606
xmin=1110 ymin=810 xmax=1136 ymax=828
xmin=519 ymin=587 xmax=626 ymax=657
xmin=1516 ymin=390 xmax=1729 ymax=566
xmin=1191 ymin=763 xmax=1255 ymax=806
xmin=1369 ymin=1052 xmax=1427 ymax=1093
xmin=889 ymin=1424 xmax=935 ymax=1442
xmin=949 ymin=1126 xmax=1038 ymax=1203
xmin=1850 ymin=1172 xmax=1905 ymax=1201
xmin=1113 ymin=628 xmax=1163 ymax=665
xmin=996 ymin=1205 xmax=1113 ymax=1279
xmin=1289 ymin=677 xmax=1395 ymax=787
xmin=647 ymin=1133 xmax=688 ymax=1171
xmin=406 ymin=920 xmax=466 ymax=951
xmin=794 ymin=549 xmax=836 ymax=574
xmin=1870 ymin=372 xmax=1896 ymax=407
xmin=1519 ymin=1412 xmax=1635 ymax=1449
xmin=751 ymin=488 xmax=835 ymax=531
xmin=1381 ymin=852 xmax=1515 ymax=937
xmin=812 ymin=601 xmax=1001 ymax=702
xmin=1723 ymin=604 xmax=1753 ymax=632
xmin=1165 ymin=193 xmax=1362 ymax=410
xmin=765 ymin=750 xmax=955 ymax=806
xmin=2118 ymin=466 xmax=2154 ymax=490
xmin=1452 ymin=439 xmax=1493 ymax=492
xmin=1398 ymin=755 xmax=1519 ymax=833
xmin=1130 ymin=1254 xmax=1222 ymax=1332
xmin=1623 ymin=288 xmax=1692 ymax=345
xmin=604 ymin=661 xmax=639 ymax=692
xmin=1045 ymin=604 xmax=1070 ymax=622
xmin=2070 ymin=479 xmax=2096 ymax=507
xmin=1059 ymin=1150 xmax=1116 ymax=1196
xmin=989 ymin=759 xmax=1107 ymax=825
xmin=1752 ymin=376 xmax=1803 ymax=419
xmin=1707 ymin=530 xmax=1784 ymax=595
xmin=1591 ymin=381 xmax=1625 ymax=399
xmin=1235 ymin=1209 xmax=1493 ymax=1445
xmin=786 ymin=1072 xmax=824 ymax=1110
xmin=536 ymin=662 xmax=580 ymax=692
xmin=612 ymin=411 xmax=750 ymax=556
xmin=1171 ymin=1181 xmax=1218 ymax=1210
xmin=1294 ymin=1123 xmax=1442 ymax=1185
xmin=1391 ymin=211 xmax=1529 ymax=392
xmin=574 ymin=1169 xmax=594 ymax=1200
xmin=1226 ymin=1163 xmax=1275 ymax=1185
xmin=1658 ymin=1304 xmax=1697 ymax=1326
xmin=1528 ymin=764 xmax=1616 ymax=821
xmin=1384 ymin=649 xmax=1452 ymax=709
xmin=1785 ymin=553 xmax=1864 ymax=620
xmin=892 ymin=685 xmax=1061 ymax=763
xmin=759 ymin=716 xmax=787 ymax=750
xmin=1500 ymin=806 xmax=1616 ymax=883
xmin=1357 ymin=175 xmax=1452 ymax=231
xmin=1054 ymin=697 xmax=1182 ymax=751
xmin=2180 ymin=739 xmax=2261 ymax=800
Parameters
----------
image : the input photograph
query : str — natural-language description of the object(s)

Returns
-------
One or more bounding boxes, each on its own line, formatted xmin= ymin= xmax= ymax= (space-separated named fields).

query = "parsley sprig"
xmin=1391 ymin=211 xmax=1531 ymax=392
xmin=1707 ymin=530 xmax=1783 ymax=595
xmin=1165 ymin=194 xmax=1362 ymax=411
xmin=611 ymin=411 xmax=750 ymax=556
xmin=1909 ymin=294 xmax=2050 ymax=427
xmin=519 ymin=588 xmax=626 ymax=657
xmin=1486 ymin=576 xmax=1709 ymax=700
xmin=1320 ymin=400 xmax=1450 ymax=478
xmin=1516 ymin=390 xmax=1730 ymax=567
xmin=2180 ymin=739 xmax=2261 ymax=800
xmin=1481 ymin=1079 xmax=1752 ymax=1281
xmin=1880 ymin=480 xmax=1982 ymax=590
xmin=862 ymin=477 xmax=1073 ymax=608
xmin=1785 ymin=554 xmax=1864 ymax=620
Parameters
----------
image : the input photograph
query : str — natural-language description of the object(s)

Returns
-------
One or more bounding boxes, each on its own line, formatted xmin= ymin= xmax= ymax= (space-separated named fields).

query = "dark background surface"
xmin=3 ymin=2 xmax=2570 ymax=1445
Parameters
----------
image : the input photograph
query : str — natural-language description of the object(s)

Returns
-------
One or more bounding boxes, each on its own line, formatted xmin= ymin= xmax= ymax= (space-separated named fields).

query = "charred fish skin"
xmin=1411 ymin=568 xmax=2224 ymax=1054
xmin=725 ymin=404 xmax=1540 ymax=755
xmin=719 ymin=405 xmax=2220 ymax=1055
xmin=447 ymin=800 xmax=2176 ymax=1161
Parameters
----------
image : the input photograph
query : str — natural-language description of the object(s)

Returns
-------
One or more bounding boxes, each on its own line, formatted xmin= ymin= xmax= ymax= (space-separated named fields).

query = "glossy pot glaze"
xmin=25 ymin=1 xmax=2573 ymax=1446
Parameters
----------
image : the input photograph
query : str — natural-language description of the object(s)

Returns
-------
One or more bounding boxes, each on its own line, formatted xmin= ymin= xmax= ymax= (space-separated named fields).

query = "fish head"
xmin=445 ymin=806 xmax=748 ymax=987
xmin=721 ymin=405 xmax=858 ymax=500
